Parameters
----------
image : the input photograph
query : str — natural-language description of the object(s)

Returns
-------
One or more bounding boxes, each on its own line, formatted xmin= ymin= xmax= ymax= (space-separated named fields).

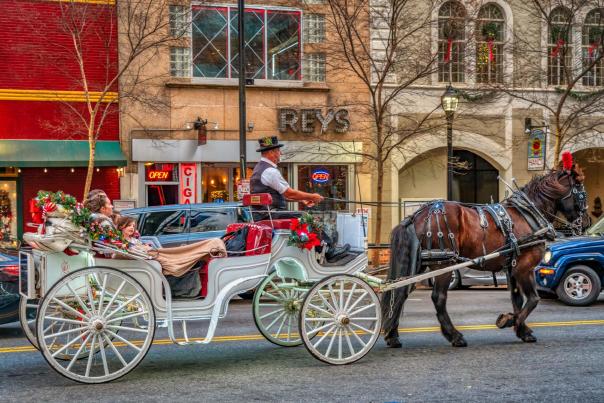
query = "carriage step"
xmin=421 ymin=249 xmax=457 ymax=261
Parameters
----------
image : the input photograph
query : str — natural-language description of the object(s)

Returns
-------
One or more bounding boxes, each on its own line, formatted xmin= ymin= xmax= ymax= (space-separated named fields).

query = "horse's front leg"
xmin=496 ymin=271 xmax=522 ymax=329
xmin=513 ymin=268 xmax=540 ymax=342
xmin=431 ymin=271 xmax=467 ymax=347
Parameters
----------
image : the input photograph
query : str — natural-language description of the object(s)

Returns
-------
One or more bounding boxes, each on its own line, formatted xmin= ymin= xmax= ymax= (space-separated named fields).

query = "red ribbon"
xmin=550 ymin=38 xmax=565 ymax=58
xmin=444 ymin=38 xmax=453 ymax=63
xmin=487 ymin=38 xmax=495 ymax=62
xmin=589 ymin=42 xmax=599 ymax=59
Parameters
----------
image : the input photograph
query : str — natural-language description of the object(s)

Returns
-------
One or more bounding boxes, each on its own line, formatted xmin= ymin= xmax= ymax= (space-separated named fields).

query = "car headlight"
xmin=543 ymin=250 xmax=552 ymax=264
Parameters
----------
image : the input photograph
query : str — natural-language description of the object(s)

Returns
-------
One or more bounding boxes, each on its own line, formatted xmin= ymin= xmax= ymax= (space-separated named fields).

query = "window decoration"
xmin=191 ymin=6 xmax=301 ymax=80
xmin=303 ymin=53 xmax=326 ymax=82
xmin=548 ymin=7 xmax=572 ymax=86
xmin=582 ymin=9 xmax=604 ymax=86
xmin=170 ymin=47 xmax=190 ymax=77
xmin=476 ymin=4 xmax=504 ymax=84
xmin=438 ymin=1 xmax=466 ymax=83
xmin=304 ymin=14 xmax=325 ymax=43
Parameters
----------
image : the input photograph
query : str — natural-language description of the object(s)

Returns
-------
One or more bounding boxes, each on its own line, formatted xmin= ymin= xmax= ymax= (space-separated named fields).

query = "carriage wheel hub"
xmin=90 ymin=318 xmax=105 ymax=332
xmin=336 ymin=314 xmax=350 ymax=327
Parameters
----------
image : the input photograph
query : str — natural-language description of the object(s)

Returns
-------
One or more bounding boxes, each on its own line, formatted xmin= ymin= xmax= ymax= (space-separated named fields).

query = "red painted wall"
xmin=21 ymin=167 xmax=121 ymax=231
xmin=0 ymin=101 xmax=118 ymax=140
xmin=0 ymin=1 xmax=119 ymax=91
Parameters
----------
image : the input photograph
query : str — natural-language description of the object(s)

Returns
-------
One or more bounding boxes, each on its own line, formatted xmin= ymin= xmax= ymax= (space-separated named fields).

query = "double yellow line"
xmin=2 ymin=319 xmax=603 ymax=355
xmin=0 ymin=89 xmax=118 ymax=103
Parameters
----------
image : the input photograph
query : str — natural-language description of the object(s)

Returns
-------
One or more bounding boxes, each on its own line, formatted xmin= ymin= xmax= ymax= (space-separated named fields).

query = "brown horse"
xmin=382 ymin=163 xmax=589 ymax=348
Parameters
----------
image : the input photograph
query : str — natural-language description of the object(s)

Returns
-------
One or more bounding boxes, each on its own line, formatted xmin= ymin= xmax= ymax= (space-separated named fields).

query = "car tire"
xmin=555 ymin=265 xmax=602 ymax=306
xmin=428 ymin=270 xmax=461 ymax=290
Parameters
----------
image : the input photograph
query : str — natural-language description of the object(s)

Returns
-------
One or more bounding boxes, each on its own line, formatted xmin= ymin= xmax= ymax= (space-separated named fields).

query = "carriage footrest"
xmin=421 ymin=249 xmax=457 ymax=261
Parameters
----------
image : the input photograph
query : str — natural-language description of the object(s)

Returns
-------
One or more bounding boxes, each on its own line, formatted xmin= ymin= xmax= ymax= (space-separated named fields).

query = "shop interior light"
xmin=70 ymin=168 xmax=75 ymax=173
xmin=210 ymin=179 xmax=215 ymax=185
xmin=222 ymin=177 xmax=227 ymax=184
xmin=17 ymin=169 xmax=21 ymax=173
xmin=96 ymin=168 xmax=100 ymax=172
xmin=44 ymin=168 xmax=48 ymax=173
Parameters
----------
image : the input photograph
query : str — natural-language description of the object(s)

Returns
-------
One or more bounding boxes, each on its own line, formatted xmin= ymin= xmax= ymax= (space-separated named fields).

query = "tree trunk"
xmin=552 ymin=121 xmax=562 ymax=168
xmin=84 ymin=134 xmax=96 ymax=201
xmin=371 ymin=159 xmax=384 ymax=266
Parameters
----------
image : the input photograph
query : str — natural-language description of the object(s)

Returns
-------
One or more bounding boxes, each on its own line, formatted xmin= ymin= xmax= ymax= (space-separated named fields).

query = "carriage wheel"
xmin=253 ymin=272 xmax=308 ymax=347
xmin=300 ymin=274 xmax=381 ymax=365
xmin=19 ymin=296 xmax=40 ymax=350
xmin=37 ymin=267 xmax=155 ymax=384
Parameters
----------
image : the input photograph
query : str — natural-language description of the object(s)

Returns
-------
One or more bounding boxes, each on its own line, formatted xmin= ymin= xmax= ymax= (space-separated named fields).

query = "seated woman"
xmin=114 ymin=215 xmax=152 ymax=254
xmin=83 ymin=191 xmax=115 ymax=229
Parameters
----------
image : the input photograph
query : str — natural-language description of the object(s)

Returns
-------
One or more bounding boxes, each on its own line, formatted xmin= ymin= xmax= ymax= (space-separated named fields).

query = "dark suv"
xmin=120 ymin=203 xmax=251 ymax=248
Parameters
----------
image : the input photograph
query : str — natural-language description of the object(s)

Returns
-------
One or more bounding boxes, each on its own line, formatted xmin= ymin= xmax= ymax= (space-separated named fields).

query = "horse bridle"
xmin=559 ymin=176 xmax=588 ymax=235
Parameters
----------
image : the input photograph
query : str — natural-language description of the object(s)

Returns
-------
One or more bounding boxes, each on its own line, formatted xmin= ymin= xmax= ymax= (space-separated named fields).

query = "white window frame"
xmin=189 ymin=3 xmax=304 ymax=85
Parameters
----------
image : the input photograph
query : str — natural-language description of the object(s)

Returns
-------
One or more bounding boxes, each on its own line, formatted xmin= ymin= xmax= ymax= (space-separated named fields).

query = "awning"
xmin=0 ymin=140 xmax=127 ymax=167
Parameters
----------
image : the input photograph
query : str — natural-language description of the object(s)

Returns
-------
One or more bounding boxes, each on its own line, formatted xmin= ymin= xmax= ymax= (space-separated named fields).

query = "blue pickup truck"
xmin=536 ymin=217 xmax=604 ymax=306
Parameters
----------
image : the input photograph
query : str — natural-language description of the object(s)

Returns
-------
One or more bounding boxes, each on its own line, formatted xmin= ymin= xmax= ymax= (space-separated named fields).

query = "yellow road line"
xmin=0 ymin=89 xmax=118 ymax=103
xmin=2 ymin=319 xmax=603 ymax=355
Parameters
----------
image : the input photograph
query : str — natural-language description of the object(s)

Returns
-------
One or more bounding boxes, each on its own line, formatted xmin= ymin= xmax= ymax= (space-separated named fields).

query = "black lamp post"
xmin=441 ymin=85 xmax=459 ymax=201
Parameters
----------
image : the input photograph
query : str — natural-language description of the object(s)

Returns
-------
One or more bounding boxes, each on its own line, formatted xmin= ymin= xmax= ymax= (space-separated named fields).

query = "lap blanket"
xmin=148 ymin=238 xmax=227 ymax=277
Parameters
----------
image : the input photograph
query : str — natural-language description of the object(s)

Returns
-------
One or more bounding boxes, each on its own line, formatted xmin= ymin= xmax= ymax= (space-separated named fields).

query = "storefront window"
xmin=0 ymin=181 xmax=17 ymax=246
xmin=297 ymin=165 xmax=348 ymax=211
xmin=202 ymin=167 xmax=230 ymax=202
xmin=145 ymin=163 xmax=180 ymax=206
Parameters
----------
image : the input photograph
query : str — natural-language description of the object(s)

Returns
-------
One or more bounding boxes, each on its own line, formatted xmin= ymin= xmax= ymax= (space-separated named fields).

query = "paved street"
xmin=1 ymin=288 xmax=603 ymax=402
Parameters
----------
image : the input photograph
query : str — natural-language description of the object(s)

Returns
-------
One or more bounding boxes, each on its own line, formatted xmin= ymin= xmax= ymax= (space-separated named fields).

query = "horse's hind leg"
xmin=381 ymin=286 xmax=412 ymax=348
xmin=432 ymin=271 xmax=467 ymax=347
xmin=513 ymin=269 xmax=540 ymax=343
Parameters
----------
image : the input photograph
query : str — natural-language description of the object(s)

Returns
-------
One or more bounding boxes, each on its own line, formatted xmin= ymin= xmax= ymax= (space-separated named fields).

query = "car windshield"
xmin=586 ymin=216 xmax=604 ymax=236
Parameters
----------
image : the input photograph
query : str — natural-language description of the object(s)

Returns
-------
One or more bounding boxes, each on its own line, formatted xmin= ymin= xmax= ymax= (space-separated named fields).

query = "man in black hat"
xmin=250 ymin=136 xmax=323 ymax=212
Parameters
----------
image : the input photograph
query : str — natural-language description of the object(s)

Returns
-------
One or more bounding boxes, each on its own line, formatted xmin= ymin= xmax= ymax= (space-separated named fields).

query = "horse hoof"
xmin=521 ymin=334 xmax=537 ymax=343
xmin=452 ymin=338 xmax=467 ymax=347
xmin=496 ymin=313 xmax=515 ymax=329
xmin=386 ymin=337 xmax=402 ymax=348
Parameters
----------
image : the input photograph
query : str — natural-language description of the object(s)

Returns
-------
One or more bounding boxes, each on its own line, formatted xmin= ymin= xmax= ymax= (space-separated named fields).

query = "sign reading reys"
xmin=278 ymin=108 xmax=350 ymax=134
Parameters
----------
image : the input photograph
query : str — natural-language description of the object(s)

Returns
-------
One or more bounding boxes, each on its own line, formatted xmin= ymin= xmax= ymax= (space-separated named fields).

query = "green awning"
xmin=0 ymin=140 xmax=127 ymax=167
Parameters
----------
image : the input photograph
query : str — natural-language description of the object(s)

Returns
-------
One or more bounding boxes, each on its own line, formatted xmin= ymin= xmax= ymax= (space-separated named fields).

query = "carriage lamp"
xmin=441 ymin=85 xmax=459 ymax=201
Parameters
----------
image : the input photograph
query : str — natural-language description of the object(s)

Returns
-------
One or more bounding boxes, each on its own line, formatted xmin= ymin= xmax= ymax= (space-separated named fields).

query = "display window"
xmin=145 ymin=163 xmax=180 ymax=206
xmin=0 ymin=180 xmax=18 ymax=246
xmin=297 ymin=165 xmax=349 ymax=211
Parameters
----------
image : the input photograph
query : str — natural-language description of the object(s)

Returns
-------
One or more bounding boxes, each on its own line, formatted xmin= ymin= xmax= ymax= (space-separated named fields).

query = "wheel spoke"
xmin=86 ymin=278 xmax=96 ymax=314
xmin=105 ymin=329 xmax=142 ymax=352
xmin=316 ymin=291 xmax=337 ymax=314
xmin=268 ymin=280 xmax=287 ymax=299
xmin=327 ymin=284 xmax=339 ymax=311
xmin=338 ymin=328 xmax=343 ymax=360
xmin=343 ymin=283 xmax=357 ymax=311
xmin=265 ymin=311 xmax=286 ymax=331
xmin=44 ymin=325 xmax=88 ymax=339
xmin=51 ymin=297 xmax=87 ymax=321
xmin=103 ymin=333 xmax=127 ymax=368
xmin=105 ymin=293 xmax=141 ymax=320
xmin=324 ymin=327 xmax=337 ymax=357
xmin=106 ymin=325 xmax=150 ymax=334
xmin=349 ymin=321 xmax=374 ymax=335
xmin=305 ymin=320 xmax=334 ymax=334
xmin=101 ymin=280 xmax=126 ymax=317
xmin=307 ymin=303 xmax=332 ymax=317
xmin=313 ymin=325 xmax=336 ymax=349
xmin=44 ymin=316 xmax=89 ymax=326
xmin=349 ymin=317 xmax=379 ymax=321
xmin=274 ymin=314 xmax=287 ymax=338
xmin=349 ymin=303 xmax=376 ymax=317
xmin=286 ymin=315 xmax=293 ymax=341
xmin=106 ymin=310 xmax=149 ymax=324
xmin=339 ymin=281 xmax=345 ymax=312
xmin=66 ymin=283 xmax=92 ymax=317
xmin=347 ymin=324 xmax=367 ymax=347
xmin=66 ymin=332 xmax=93 ymax=371
xmin=51 ymin=330 xmax=90 ymax=358
xmin=85 ymin=334 xmax=97 ymax=378
xmin=97 ymin=273 xmax=109 ymax=316
xmin=259 ymin=308 xmax=284 ymax=320
xmin=346 ymin=290 xmax=368 ymax=314
xmin=98 ymin=332 xmax=109 ymax=376
xmin=260 ymin=291 xmax=281 ymax=302
xmin=344 ymin=329 xmax=355 ymax=356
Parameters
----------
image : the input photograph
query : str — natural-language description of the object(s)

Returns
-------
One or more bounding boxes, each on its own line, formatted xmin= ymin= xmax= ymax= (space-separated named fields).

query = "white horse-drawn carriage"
xmin=18 ymin=193 xmax=383 ymax=383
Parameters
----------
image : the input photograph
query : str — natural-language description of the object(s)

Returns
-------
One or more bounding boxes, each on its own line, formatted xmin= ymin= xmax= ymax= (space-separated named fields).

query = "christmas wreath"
xmin=34 ymin=190 xmax=78 ymax=219
xmin=288 ymin=213 xmax=323 ymax=250
xmin=70 ymin=202 xmax=128 ymax=250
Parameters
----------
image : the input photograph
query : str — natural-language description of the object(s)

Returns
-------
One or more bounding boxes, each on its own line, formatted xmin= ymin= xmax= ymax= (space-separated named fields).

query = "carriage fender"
xmin=551 ymin=253 xmax=604 ymax=286
xmin=272 ymin=257 xmax=307 ymax=282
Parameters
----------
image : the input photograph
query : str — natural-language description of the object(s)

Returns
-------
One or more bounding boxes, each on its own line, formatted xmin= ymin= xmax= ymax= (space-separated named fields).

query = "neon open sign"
xmin=311 ymin=170 xmax=330 ymax=183
xmin=146 ymin=170 xmax=171 ymax=181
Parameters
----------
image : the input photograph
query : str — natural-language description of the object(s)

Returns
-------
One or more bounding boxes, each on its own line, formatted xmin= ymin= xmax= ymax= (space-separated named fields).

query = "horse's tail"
xmin=381 ymin=217 xmax=422 ymax=338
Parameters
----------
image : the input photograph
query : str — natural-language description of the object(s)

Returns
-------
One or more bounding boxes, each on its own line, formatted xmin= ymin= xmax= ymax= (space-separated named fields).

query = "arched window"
xmin=438 ymin=1 xmax=466 ymax=83
xmin=582 ymin=9 xmax=604 ymax=86
xmin=548 ymin=7 xmax=573 ymax=86
xmin=476 ymin=4 xmax=504 ymax=84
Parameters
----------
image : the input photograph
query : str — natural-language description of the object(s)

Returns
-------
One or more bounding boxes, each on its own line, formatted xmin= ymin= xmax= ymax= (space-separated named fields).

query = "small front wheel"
xmin=37 ymin=267 xmax=155 ymax=383
xmin=299 ymin=274 xmax=381 ymax=365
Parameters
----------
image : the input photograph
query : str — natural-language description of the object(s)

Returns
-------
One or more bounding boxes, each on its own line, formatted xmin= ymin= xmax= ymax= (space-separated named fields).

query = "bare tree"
xmin=496 ymin=0 xmax=604 ymax=165
xmin=12 ymin=0 xmax=178 ymax=199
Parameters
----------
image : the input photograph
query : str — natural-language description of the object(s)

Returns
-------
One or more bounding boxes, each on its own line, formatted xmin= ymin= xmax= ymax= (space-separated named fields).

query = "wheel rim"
xmin=19 ymin=297 xmax=40 ymax=350
xmin=300 ymin=275 xmax=381 ymax=365
xmin=253 ymin=272 xmax=306 ymax=347
xmin=37 ymin=268 xmax=155 ymax=383
xmin=564 ymin=273 xmax=593 ymax=300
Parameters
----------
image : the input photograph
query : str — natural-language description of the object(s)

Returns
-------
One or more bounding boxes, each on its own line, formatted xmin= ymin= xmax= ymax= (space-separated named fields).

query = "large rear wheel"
xmin=37 ymin=267 xmax=155 ymax=383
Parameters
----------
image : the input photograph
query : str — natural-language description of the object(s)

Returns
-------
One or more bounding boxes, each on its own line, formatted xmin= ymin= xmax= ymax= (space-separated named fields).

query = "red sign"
xmin=146 ymin=170 xmax=171 ymax=181
xmin=179 ymin=163 xmax=197 ymax=204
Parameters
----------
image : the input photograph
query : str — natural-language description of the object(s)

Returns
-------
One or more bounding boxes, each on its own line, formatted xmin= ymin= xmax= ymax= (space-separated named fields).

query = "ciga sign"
xmin=278 ymin=108 xmax=350 ymax=134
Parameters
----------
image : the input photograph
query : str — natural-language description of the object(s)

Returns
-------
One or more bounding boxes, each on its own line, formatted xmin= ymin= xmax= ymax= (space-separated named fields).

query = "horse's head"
xmin=555 ymin=163 xmax=590 ymax=234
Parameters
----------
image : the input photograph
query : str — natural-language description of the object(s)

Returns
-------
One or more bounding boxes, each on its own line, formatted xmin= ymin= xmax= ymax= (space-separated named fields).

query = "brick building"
xmin=0 ymin=0 xmax=126 ymax=239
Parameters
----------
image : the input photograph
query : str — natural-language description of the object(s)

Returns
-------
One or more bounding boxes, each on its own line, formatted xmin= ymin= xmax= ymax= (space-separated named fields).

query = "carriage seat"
xmin=256 ymin=219 xmax=296 ymax=231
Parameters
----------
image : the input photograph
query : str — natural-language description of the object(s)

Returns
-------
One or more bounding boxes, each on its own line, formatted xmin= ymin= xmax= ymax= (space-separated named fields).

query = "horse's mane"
xmin=521 ymin=171 xmax=569 ymax=211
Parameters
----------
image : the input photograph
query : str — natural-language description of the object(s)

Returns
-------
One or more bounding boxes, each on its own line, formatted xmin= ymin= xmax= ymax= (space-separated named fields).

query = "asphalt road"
xmin=1 ymin=288 xmax=603 ymax=403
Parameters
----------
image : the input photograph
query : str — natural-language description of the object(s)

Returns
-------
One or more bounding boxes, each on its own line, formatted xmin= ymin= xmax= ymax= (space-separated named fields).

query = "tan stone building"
xmin=119 ymin=0 xmax=370 ymax=213
xmin=374 ymin=0 xmax=604 ymax=240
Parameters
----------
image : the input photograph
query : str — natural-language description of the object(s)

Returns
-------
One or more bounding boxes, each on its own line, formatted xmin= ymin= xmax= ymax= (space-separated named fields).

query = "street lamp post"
xmin=441 ymin=85 xmax=459 ymax=201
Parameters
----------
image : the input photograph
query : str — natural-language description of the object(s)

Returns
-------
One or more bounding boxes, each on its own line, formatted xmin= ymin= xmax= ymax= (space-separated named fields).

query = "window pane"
xmin=147 ymin=185 xmax=179 ymax=206
xmin=145 ymin=163 xmax=179 ymax=182
xmin=190 ymin=209 xmax=233 ymax=232
xmin=192 ymin=6 xmax=229 ymax=78
xmin=141 ymin=210 xmax=187 ymax=235
xmin=438 ymin=1 xmax=466 ymax=83
xmin=267 ymin=11 xmax=301 ymax=79
xmin=303 ymin=53 xmax=325 ymax=82
xmin=202 ymin=167 xmax=230 ymax=202
xmin=297 ymin=165 xmax=348 ymax=211
xmin=170 ymin=47 xmax=190 ymax=77
xmin=231 ymin=9 xmax=266 ymax=79
xmin=169 ymin=5 xmax=188 ymax=37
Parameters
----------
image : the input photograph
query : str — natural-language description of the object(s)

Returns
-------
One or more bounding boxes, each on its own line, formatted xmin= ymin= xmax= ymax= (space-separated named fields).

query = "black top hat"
xmin=256 ymin=136 xmax=284 ymax=152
